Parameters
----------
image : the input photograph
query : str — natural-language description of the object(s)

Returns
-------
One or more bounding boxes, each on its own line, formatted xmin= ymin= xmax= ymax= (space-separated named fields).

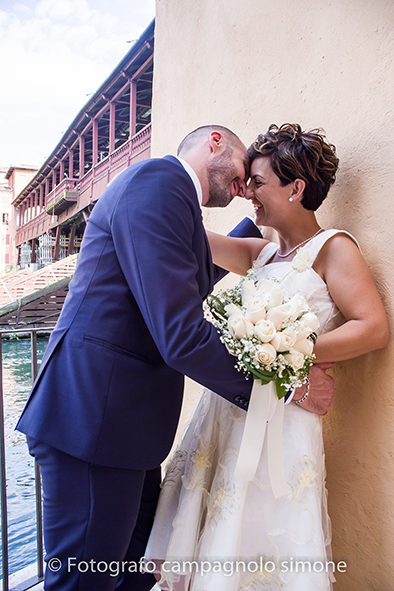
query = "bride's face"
xmin=245 ymin=156 xmax=293 ymax=227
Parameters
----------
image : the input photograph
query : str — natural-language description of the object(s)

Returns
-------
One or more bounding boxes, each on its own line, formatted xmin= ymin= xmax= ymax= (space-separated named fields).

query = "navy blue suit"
xmin=17 ymin=156 xmax=263 ymax=590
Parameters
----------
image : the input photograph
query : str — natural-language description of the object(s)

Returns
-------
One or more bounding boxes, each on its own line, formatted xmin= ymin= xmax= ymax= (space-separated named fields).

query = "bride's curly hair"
xmin=247 ymin=123 xmax=339 ymax=211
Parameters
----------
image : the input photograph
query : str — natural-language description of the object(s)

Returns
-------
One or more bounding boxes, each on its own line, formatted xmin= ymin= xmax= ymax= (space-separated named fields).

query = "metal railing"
xmin=0 ymin=327 xmax=55 ymax=591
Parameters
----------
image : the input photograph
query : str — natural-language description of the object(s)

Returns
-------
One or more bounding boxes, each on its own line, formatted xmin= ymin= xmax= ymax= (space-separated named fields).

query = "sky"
xmin=0 ymin=0 xmax=155 ymax=168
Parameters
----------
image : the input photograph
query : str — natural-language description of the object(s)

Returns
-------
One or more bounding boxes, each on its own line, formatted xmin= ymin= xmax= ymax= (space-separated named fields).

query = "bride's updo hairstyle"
xmin=247 ymin=123 xmax=339 ymax=211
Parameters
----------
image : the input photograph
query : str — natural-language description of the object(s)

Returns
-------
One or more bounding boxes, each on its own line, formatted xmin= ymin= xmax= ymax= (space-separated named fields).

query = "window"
xmin=2 ymin=213 xmax=8 ymax=225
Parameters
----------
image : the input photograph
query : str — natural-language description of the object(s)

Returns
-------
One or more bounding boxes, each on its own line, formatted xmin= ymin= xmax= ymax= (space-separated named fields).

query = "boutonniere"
xmin=292 ymin=247 xmax=313 ymax=272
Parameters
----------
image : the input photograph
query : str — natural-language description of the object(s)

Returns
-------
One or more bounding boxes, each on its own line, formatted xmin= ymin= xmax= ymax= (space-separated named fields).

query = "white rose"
xmin=288 ymin=294 xmax=309 ymax=320
xmin=293 ymin=337 xmax=314 ymax=356
xmin=300 ymin=311 xmax=320 ymax=333
xmin=270 ymin=327 xmax=297 ymax=351
xmin=266 ymin=302 xmax=292 ymax=329
xmin=257 ymin=279 xmax=284 ymax=307
xmin=283 ymin=349 xmax=305 ymax=371
xmin=228 ymin=314 xmax=254 ymax=339
xmin=254 ymin=319 xmax=276 ymax=343
xmin=241 ymin=279 xmax=257 ymax=305
xmin=256 ymin=343 xmax=277 ymax=366
xmin=245 ymin=297 xmax=267 ymax=323
xmin=292 ymin=248 xmax=313 ymax=272
xmin=225 ymin=303 xmax=243 ymax=318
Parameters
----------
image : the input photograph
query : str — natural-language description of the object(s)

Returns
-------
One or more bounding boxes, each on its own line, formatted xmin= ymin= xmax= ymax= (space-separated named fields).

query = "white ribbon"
xmin=234 ymin=380 xmax=290 ymax=498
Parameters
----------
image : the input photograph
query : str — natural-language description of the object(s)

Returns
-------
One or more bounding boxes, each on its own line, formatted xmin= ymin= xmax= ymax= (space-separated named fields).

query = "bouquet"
xmin=207 ymin=268 xmax=319 ymax=400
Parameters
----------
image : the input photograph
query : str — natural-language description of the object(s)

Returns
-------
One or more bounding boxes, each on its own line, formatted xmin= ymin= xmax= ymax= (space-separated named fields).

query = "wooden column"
xmin=92 ymin=120 xmax=98 ymax=167
xmin=79 ymin=136 xmax=85 ymax=178
xmin=39 ymin=185 xmax=44 ymax=211
xmin=69 ymin=149 xmax=74 ymax=178
xmin=53 ymin=227 xmax=61 ymax=261
xmin=34 ymin=191 xmax=38 ymax=217
xmin=45 ymin=179 xmax=49 ymax=206
xmin=129 ymin=80 xmax=137 ymax=138
xmin=52 ymin=169 xmax=56 ymax=190
xmin=67 ymin=225 xmax=76 ymax=257
xmin=60 ymin=159 xmax=65 ymax=181
xmin=109 ymin=102 xmax=116 ymax=153
xmin=31 ymin=239 xmax=37 ymax=263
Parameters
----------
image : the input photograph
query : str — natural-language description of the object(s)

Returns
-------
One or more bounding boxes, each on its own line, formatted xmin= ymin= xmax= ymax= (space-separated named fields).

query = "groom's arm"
xmin=213 ymin=217 xmax=264 ymax=285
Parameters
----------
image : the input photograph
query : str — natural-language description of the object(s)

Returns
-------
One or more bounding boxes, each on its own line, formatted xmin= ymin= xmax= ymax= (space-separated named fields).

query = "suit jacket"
xmin=17 ymin=156 xmax=262 ymax=470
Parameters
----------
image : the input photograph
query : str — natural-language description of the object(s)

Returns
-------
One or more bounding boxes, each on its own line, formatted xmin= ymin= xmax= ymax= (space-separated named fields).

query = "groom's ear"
xmin=208 ymin=131 xmax=224 ymax=153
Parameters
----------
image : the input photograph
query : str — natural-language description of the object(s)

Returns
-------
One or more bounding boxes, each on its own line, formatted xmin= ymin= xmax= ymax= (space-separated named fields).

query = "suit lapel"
xmin=163 ymin=155 xmax=214 ymax=297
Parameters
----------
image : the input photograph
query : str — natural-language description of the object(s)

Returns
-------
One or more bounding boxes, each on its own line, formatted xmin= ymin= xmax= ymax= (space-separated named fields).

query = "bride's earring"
xmin=289 ymin=197 xmax=294 ymax=202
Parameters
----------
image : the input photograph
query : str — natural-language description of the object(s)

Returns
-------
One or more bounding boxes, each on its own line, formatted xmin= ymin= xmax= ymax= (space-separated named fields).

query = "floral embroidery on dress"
xmin=161 ymin=449 xmax=188 ymax=488
xmin=191 ymin=444 xmax=213 ymax=472
xmin=290 ymin=456 xmax=320 ymax=502
xmin=239 ymin=563 xmax=284 ymax=590
xmin=206 ymin=478 xmax=239 ymax=526
xmin=292 ymin=246 xmax=313 ymax=272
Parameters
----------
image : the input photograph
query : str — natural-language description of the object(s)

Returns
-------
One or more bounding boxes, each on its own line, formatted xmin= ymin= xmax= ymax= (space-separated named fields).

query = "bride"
xmin=144 ymin=124 xmax=389 ymax=590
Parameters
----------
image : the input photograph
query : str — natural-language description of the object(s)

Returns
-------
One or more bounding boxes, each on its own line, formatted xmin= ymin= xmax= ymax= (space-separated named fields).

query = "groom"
xmin=17 ymin=125 xmax=333 ymax=591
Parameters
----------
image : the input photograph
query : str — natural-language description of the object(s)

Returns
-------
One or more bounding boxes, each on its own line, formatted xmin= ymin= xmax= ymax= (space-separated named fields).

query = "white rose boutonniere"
xmin=292 ymin=247 xmax=313 ymax=272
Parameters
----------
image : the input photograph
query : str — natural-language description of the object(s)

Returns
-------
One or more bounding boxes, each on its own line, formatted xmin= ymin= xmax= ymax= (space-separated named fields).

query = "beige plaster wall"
xmin=151 ymin=1 xmax=394 ymax=588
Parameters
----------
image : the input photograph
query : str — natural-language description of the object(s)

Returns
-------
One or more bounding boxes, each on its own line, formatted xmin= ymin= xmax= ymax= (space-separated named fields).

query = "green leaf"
xmin=207 ymin=294 xmax=227 ymax=317
xmin=241 ymin=354 xmax=275 ymax=384
xmin=275 ymin=377 xmax=288 ymax=400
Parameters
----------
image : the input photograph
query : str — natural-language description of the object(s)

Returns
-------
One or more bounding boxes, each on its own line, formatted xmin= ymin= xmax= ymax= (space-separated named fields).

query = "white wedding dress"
xmin=145 ymin=230 xmax=357 ymax=591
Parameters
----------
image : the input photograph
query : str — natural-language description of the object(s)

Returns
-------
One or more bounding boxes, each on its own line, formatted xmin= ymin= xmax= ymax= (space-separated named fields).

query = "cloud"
xmin=0 ymin=0 xmax=155 ymax=165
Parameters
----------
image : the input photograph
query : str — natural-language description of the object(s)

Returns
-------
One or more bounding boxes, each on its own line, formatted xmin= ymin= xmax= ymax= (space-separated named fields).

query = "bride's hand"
xmin=293 ymin=363 xmax=335 ymax=415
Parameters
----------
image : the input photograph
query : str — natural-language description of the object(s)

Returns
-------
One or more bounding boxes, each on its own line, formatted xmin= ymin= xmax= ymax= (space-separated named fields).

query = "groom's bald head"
xmin=177 ymin=125 xmax=246 ymax=157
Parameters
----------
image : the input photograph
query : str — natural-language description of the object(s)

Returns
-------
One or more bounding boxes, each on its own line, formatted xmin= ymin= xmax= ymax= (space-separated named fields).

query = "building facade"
xmin=0 ymin=166 xmax=38 ymax=271
xmin=0 ymin=167 xmax=12 ymax=271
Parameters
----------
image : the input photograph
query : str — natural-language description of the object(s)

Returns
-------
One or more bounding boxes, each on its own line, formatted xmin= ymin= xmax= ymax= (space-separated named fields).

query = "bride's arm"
xmin=312 ymin=234 xmax=389 ymax=362
xmin=206 ymin=230 xmax=270 ymax=276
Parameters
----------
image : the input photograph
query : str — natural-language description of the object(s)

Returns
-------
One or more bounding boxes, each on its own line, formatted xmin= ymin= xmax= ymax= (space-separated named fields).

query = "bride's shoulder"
xmin=314 ymin=229 xmax=362 ymax=275
xmin=318 ymin=229 xmax=360 ymax=253
xmin=252 ymin=241 xmax=279 ymax=267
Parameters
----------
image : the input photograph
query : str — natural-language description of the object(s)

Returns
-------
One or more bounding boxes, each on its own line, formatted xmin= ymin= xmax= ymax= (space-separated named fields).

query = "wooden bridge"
xmin=0 ymin=255 xmax=78 ymax=329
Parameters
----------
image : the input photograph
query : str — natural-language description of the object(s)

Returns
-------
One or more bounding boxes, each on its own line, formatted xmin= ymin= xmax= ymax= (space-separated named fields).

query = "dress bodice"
xmin=253 ymin=229 xmax=359 ymax=335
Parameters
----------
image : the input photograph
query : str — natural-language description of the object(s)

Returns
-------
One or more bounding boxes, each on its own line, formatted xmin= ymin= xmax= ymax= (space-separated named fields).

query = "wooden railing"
xmin=16 ymin=124 xmax=151 ymax=245
xmin=44 ymin=178 xmax=79 ymax=215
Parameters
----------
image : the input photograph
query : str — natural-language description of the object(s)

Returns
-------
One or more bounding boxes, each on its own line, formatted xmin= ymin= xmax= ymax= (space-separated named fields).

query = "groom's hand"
xmin=292 ymin=363 xmax=335 ymax=415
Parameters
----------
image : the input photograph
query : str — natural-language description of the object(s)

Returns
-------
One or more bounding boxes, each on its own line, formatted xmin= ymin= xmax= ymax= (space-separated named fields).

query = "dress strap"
xmin=304 ymin=229 xmax=360 ymax=264
xmin=253 ymin=242 xmax=279 ymax=268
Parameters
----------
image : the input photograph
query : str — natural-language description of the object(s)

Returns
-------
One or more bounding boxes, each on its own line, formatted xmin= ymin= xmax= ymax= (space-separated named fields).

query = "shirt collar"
xmin=175 ymin=156 xmax=203 ymax=207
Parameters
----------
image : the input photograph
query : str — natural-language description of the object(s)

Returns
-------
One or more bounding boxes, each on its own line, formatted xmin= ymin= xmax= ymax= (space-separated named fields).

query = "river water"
xmin=1 ymin=336 xmax=48 ymax=577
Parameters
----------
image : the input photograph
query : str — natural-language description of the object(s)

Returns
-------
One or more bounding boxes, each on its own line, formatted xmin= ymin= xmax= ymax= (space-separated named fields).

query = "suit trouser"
xmin=27 ymin=437 xmax=161 ymax=591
